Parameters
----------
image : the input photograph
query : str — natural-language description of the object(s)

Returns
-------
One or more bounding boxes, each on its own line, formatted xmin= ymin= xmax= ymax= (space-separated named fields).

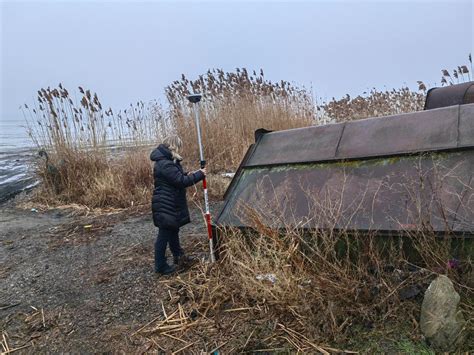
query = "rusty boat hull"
xmin=214 ymin=83 xmax=474 ymax=243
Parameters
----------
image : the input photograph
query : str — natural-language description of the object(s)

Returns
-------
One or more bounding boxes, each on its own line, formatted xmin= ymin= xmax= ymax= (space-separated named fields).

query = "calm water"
xmin=0 ymin=118 xmax=38 ymax=201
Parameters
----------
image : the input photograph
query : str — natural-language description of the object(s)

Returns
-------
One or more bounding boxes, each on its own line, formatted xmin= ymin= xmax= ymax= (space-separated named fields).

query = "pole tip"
xmin=187 ymin=94 xmax=202 ymax=103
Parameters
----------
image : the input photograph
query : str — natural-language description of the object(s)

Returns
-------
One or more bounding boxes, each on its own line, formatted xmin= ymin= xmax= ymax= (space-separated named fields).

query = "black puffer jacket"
xmin=150 ymin=144 xmax=204 ymax=229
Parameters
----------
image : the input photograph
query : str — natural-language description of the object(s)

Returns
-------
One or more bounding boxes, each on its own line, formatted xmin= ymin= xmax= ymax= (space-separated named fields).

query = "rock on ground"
xmin=420 ymin=274 xmax=466 ymax=351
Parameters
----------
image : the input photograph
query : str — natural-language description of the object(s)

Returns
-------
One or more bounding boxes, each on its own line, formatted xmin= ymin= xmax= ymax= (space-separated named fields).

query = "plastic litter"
xmin=221 ymin=172 xmax=235 ymax=179
xmin=256 ymin=273 xmax=277 ymax=284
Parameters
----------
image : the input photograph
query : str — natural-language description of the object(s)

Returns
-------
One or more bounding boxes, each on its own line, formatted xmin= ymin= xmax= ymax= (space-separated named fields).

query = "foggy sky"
xmin=1 ymin=0 xmax=472 ymax=122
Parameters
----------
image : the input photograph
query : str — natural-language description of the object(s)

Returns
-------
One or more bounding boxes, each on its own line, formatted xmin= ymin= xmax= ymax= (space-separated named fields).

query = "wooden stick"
xmin=0 ymin=303 xmax=20 ymax=311
xmin=131 ymin=316 xmax=161 ymax=336
xmin=131 ymin=311 xmax=171 ymax=336
xmin=165 ymin=323 xmax=196 ymax=334
xmin=161 ymin=301 xmax=168 ymax=319
xmin=144 ymin=324 xmax=184 ymax=333
xmin=279 ymin=324 xmax=329 ymax=355
xmin=171 ymin=342 xmax=194 ymax=355
xmin=149 ymin=338 xmax=166 ymax=352
xmin=243 ymin=328 xmax=255 ymax=349
xmin=41 ymin=308 xmax=46 ymax=328
xmin=178 ymin=303 xmax=185 ymax=322
xmin=165 ymin=309 xmax=179 ymax=321
xmin=280 ymin=335 xmax=301 ymax=352
xmin=162 ymin=332 xmax=187 ymax=344
xmin=2 ymin=332 xmax=10 ymax=353
xmin=201 ymin=304 xmax=212 ymax=318
xmin=209 ymin=341 xmax=228 ymax=354
xmin=247 ymin=348 xmax=287 ymax=353
xmin=3 ymin=343 xmax=32 ymax=354
xmin=322 ymin=346 xmax=358 ymax=353
xmin=223 ymin=307 xmax=253 ymax=312
xmin=160 ymin=318 xmax=187 ymax=324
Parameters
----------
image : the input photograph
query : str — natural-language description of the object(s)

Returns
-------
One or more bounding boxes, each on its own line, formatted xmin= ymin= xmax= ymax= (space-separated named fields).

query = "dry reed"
xmin=134 ymin=175 xmax=473 ymax=352
xmin=166 ymin=68 xmax=317 ymax=171
xmin=23 ymin=56 xmax=472 ymax=208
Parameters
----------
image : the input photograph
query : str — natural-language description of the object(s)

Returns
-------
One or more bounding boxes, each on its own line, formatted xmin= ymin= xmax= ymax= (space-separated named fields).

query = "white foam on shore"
xmin=0 ymin=145 xmax=37 ymax=200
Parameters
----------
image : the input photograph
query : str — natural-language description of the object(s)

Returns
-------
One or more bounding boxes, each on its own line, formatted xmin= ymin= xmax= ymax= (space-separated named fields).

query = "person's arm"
xmin=161 ymin=161 xmax=205 ymax=188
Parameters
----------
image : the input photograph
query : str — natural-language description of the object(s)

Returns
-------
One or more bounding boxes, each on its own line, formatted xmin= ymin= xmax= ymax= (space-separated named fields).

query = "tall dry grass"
xmin=166 ymin=68 xmax=316 ymax=171
xmin=24 ymin=69 xmax=319 ymax=207
xmin=23 ymin=86 xmax=165 ymax=207
xmin=439 ymin=54 xmax=472 ymax=85
xmin=148 ymin=205 xmax=472 ymax=351
xmin=319 ymin=86 xmax=425 ymax=123
xmin=155 ymin=175 xmax=473 ymax=351
xmin=23 ymin=56 xmax=472 ymax=208
xmin=318 ymin=54 xmax=472 ymax=123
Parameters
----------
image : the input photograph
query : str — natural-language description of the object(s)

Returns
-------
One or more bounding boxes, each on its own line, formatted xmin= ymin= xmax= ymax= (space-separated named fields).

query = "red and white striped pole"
xmin=187 ymin=94 xmax=215 ymax=263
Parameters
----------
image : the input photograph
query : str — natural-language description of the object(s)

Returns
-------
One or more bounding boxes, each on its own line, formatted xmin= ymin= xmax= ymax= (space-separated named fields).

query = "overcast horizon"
xmin=1 ymin=0 xmax=473 ymax=126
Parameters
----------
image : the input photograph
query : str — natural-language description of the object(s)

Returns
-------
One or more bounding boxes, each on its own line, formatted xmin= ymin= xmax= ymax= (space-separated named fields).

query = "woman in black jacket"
xmin=150 ymin=136 xmax=205 ymax=275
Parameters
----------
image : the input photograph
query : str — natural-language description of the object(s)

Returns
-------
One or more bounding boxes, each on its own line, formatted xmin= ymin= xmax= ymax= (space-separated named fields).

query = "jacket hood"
xmin=150 ymin=144 xmax=172 ymax=161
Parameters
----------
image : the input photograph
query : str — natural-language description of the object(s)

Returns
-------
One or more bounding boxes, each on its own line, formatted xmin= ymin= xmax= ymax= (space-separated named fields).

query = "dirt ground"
xmin=2 ymin=197 xmax=472 ymax=354
xmin=0 ymin=199 xmax=221 ymax=353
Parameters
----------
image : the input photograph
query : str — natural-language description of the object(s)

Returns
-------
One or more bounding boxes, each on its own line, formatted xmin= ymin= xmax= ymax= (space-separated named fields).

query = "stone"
xmin=420 ymin=275 xmax=466 ymax=351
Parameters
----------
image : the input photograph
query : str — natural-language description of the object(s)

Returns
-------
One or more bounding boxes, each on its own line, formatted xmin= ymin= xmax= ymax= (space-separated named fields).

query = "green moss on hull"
xmin=243 ymin=151 xmax=457 ymax=175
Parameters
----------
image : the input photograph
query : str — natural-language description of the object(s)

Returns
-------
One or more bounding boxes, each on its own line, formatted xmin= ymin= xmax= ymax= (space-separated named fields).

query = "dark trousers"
xmin=155 ymin=227 xmax=184 ymax=271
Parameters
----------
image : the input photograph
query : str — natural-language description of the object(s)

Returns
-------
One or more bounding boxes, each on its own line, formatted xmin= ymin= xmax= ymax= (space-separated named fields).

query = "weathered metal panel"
xmin=243 ymin=104 xmax=469 ymax=168
xmin=246 ymin=124 xmax=344 ymax=167
xmin=424 ymin=81 xmax=474 ymax=110
xmin=459 ymin=103 xmax=474 ymax=147
xmin=336 ymin=106 xmax=459 ymax=159
xmin=216 ymin=152 xmax=474 ymax=233
xmin=223 ymin=144 xmax=255 ymax=200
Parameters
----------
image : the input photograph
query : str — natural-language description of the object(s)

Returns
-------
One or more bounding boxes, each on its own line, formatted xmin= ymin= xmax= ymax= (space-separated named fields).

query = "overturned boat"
xmin=213 ymin=82 xmax=474 ymax=242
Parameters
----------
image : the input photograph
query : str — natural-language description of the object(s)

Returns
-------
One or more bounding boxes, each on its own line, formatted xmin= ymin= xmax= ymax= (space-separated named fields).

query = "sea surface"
xmin=0 ymin=118 xmax=38 ymax=202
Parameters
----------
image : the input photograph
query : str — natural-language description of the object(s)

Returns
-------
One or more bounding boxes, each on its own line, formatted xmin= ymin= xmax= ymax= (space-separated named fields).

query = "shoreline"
xmin=0 ymin=142 xmax=158 ymax=203
xmin=0 ymin=147 xmax=38 ymax=203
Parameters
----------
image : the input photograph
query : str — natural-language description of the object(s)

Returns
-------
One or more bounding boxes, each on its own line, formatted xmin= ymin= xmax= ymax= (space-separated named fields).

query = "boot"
xmin=174 ymin=254 xmax=198 ymax=268
xmin=155 ymin=263 xmax=177 ymax=275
